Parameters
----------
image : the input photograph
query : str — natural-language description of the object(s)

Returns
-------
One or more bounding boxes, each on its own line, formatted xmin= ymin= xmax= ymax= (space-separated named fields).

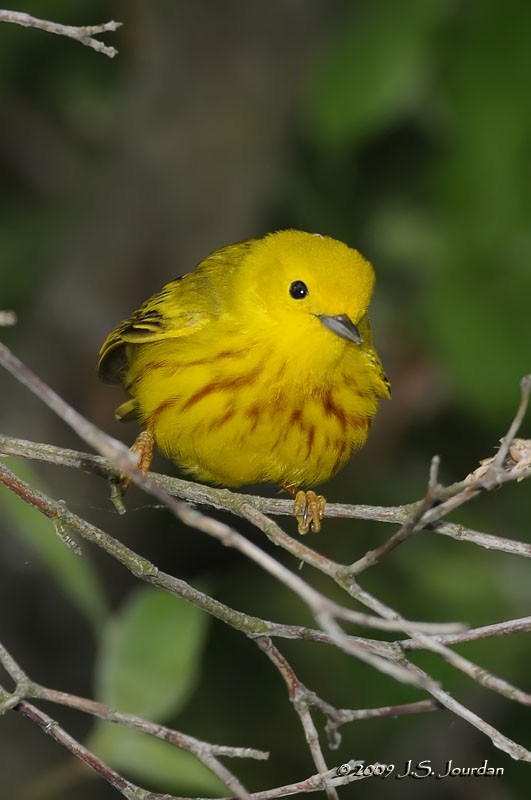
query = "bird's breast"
xmin=129 ymin=335 xmax=380 ymax=487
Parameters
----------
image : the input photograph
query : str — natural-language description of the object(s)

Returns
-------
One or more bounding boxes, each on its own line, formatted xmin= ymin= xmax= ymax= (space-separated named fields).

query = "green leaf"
xmin=95 ymin=585 xmax=209 ymax=719
xmin=307 ymin=0 xmax=449 ymax=147
xmin=1 ymin=458 xmax=107 ymax=631
xmin=88 ymin=725 xmax=225 ymax=795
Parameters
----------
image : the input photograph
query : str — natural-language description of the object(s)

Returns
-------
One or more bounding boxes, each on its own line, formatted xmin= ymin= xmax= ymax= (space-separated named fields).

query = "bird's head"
xmin=230 ymin=230 xmax=376 ymax=365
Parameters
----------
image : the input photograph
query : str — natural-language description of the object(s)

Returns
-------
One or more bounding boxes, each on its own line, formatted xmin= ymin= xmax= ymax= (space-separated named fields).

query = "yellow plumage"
xmin=98 ymin=230 xmax=390 ymax=532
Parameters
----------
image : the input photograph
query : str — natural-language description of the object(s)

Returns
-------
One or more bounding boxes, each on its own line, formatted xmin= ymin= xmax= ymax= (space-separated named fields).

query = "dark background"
xmin=1 ymin=1 xmax=530 ymax=798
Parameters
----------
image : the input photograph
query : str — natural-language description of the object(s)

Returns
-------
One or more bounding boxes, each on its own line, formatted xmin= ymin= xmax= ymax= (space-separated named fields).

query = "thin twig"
xmin=321 ymin=700 xmax=440 ymax=748
xmin=255 ymin=638 xmax=338 ymax=800
xmin=337 ymin=582 xmax=531 ymax=757
xmin=0 ymin=456 xmax=423 ymax=669
xmin=0 ymin=645 xmax=267 ymax=762
xmin=0 ymin=347 xmax=464 ymax=661
xmin=255 ymin=636 xmax=440 ymax=762
xmin=430 ymin=519 xmax=531 ymax=557
xmin=395 ymin=661 xmax=531 ymax=763
xmin=0 ymin=464 xmax=441 ymax=780
xmin=235 ymin=503 xmax=531 ymax=715
xmin=345 ymin=478 xmax=437 ymax=575
xmin=1 ymin=342 xmax=531 ymax=780
xmin=0 ymin=640 xmax=381 ymax=799
xmin=0 ymin=10 xmax=122 ymax=58
xmin=17 ymin=700 xmax=151 ymax=800
xmin=0 ymin=643 xmax=265 ymax=800
xmin=1 ymin=433 xmax=529 ymax=559
xmin=400 ymin=616 xmax=531 ymax=649
xmin=491 ymin=375 xmax=531 ymax=471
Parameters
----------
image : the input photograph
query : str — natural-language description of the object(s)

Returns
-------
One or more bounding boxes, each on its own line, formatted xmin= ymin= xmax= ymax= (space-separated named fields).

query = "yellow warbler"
xmin=98 ymin=230 xmax=390 ymax=533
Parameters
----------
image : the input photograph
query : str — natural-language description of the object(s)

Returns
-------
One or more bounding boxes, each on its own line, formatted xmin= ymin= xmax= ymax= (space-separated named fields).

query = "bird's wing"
xmin=98 ymin=274 xmax=213 ymax=384
xmin=98 ymin=240 xmax=254 ymax=385
xmin=358 ymin=313 xmax=391 ymax=398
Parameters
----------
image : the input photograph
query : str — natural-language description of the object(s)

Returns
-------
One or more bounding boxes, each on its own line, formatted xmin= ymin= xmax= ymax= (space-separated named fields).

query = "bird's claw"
xmin=120 ymin=429 xmax=154 ymax=494
xmin=293 ymin=490 xmax=326 ymax=534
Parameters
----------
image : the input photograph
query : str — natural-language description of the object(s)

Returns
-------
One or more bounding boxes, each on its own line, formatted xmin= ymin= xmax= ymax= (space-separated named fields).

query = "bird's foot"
xmin=292 ymin=489 xmax=326 ymax=534
xmin=120 ymin=429 xmax=154 ymax=494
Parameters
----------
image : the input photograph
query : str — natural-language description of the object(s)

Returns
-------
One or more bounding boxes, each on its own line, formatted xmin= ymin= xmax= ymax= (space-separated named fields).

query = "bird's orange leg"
xmin=121 ymin=429 xmax=155 ymax=493
xmin=284 ymin=485 xmax=326 ymax=534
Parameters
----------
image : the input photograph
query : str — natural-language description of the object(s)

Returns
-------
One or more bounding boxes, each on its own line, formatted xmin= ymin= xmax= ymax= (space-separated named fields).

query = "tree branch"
xmin=0 ymin=641 xmax=266 ymax=800
xmin=1 ymin=433 xmax=529 ymax=561
xmin=1 ymin=340 xmax=531 ymax=793
xmin=0 ymin=10 xmax=121 ymax=58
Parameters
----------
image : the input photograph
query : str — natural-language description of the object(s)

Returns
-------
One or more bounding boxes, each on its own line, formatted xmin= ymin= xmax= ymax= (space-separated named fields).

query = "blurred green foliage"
xmin=300 ymin=0 xmax=531 ymax=421
xmin=0 ymin=459 xmax=107 ymax=631
xmin=308 ymin=0 xmax=449 ymax=148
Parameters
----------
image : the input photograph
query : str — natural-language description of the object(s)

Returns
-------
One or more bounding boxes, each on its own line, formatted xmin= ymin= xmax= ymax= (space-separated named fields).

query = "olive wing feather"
xmin=98 ymin=240 xmax=255 ymax=385
xmin=98 ymin=275 xmax=212 ymax=385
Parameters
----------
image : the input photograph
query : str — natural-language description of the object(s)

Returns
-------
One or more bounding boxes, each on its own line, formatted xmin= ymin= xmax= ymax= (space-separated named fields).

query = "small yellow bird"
xmin=98 ymin=230 xmax=390 ymax=533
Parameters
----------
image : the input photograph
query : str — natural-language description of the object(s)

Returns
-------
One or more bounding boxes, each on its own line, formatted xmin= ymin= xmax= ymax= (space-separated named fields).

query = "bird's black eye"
xmin=289 ymin=280 xmax=309 ymax=299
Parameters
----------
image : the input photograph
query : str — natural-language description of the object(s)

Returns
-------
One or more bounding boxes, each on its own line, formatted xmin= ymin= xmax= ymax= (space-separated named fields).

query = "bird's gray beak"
xmin=318 ymin=313 xmax=362 ymax=344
